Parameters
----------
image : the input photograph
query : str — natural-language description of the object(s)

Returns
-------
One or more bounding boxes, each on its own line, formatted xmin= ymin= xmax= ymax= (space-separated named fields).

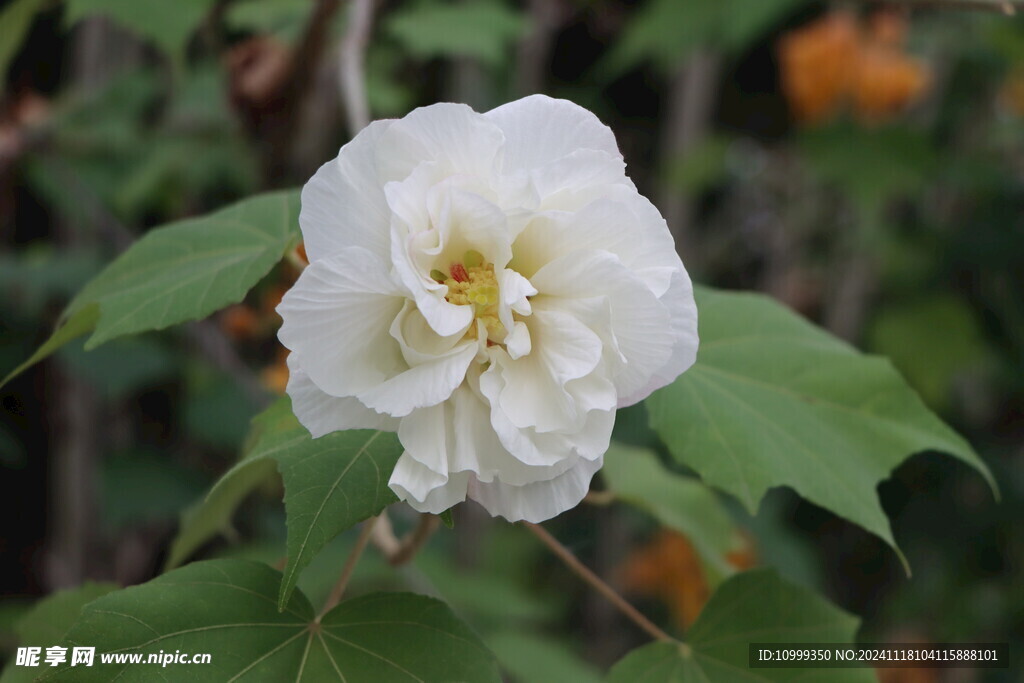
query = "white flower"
xmin=277 ymin=95 xmax=698 ymax=523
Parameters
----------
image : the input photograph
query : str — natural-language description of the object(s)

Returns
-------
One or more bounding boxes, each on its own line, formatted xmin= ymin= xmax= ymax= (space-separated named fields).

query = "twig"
xmin=369 ymin=510 xmax=401 ymax=557
xmin=339 ymin=0 xmax=376 ymax=135
xmin=522 ymin=522 xmax=676 ymax=643
xmin=320 ymin=515 xmax=379 ymax=617
xmin=389 ymin=514 xmax=441 ymax=566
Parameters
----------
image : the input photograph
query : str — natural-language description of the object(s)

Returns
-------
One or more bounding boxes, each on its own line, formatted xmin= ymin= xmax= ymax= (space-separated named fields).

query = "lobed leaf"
xmin=607 ymin=568 xmax=873 ymax=682
xmin=42 ymin=560 xmax=500 ymax=682
xmin=0 ymin=583 xmax=117 ymax=683
xmin=647 ymin=287 xmax=996 ymax=568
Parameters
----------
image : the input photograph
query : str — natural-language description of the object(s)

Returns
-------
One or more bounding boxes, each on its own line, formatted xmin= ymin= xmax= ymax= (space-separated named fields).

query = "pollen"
xmin=437 ymin=252 xmax=505 ymax=343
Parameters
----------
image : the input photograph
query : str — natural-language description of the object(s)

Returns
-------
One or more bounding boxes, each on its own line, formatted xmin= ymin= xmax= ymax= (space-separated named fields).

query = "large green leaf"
xmin=602 ymin=443 xmax=740 ymax=581
xmin=646 ymin=287 xmax=996 ymax=566
xmin=0 ymin=583 xmax=117 ymax=683
xmin=65 ymin=0 xmax=213 ymax=64
xmin=1 ymin=191 xmax=300 ymax=387
xmin=42 ymin=560 xmax=500 ymax=682
xmin=166 ymin=398 xmax=404 ymax=610
xmin=607 ymin=569 xmax=872 ymax=682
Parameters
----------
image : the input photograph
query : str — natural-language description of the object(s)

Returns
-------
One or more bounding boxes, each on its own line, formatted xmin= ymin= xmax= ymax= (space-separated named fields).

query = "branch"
xmin=522 ymin=522 xmax=676 ymax=643
xmin=388 ymin=514 xmax=441 ymax=566
xmin=339 ymin=0 xmax=376 ymax=135
xmin=320 ymin=515 xmax=379 ymax=617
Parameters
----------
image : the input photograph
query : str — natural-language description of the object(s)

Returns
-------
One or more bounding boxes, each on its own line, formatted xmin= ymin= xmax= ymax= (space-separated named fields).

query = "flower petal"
xmin=531 ymin=249 xmax=677 ymax=401
xmin=277 ymin=247 xmax=405 ymax=397
xmin=377 ymin=102 xmax=505 ymax=181
xmin=618 ymin=268 xmax=699 ymax=406
xmin=300 ymin=120 xmax=395 ymax=263
xmin=489 ymin=309 xmax=604 ymax=433
xmin=468 ymin=455 xmax=603 ymax=523
xmin=486 ymin=94 xmax=621 ymax=174
xmin=286 ymin=354 xmax=399 ymax=437
xmin=356 ymin=340 xmax=477 ymax=417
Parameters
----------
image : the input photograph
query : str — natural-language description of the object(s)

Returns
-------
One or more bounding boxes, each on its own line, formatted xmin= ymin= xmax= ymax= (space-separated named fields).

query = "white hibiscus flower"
xmin=277 ymin=95 xmax=698 ymax=523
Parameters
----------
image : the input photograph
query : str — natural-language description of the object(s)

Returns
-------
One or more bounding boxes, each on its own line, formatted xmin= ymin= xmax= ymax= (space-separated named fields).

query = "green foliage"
xmin=64 ymin=0 xmax=214 ymax=66
xmin=42 ymin=560 xmax=500 ymax=682
xmin=384 ymin=0 xmax=526 ymax=67
xmin=607 ymin=569 xmax=873 ymax=682
xmin=800 ymin=124 xmax=937 ymax=216
xmin=0 ymin=0 xmax=45 ymax=81
xmin=487 ymin=631 xmax=601 ymax=683
xmin=869 ymin=296 xmax=990 ymax=412
xmin=602 ymin=443 xmax=739 ymax=580
xmin=165 ymin=398 xmax=403 ymax=609
xmin=1 ymin=191 xmax=300 ymax=387
xmin=646 ymin=287 xmax=996 ymax=566
xmin=0 ymin=583 xmax=117 ymax=683
xmin=601 ymin=0 xmax=804 ymax=76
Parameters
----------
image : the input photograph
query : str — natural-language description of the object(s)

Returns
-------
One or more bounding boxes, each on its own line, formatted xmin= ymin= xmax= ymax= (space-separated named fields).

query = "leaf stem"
xmin=319 ymin=515 xmax=379 ymax=618
xmin=389 ymin=514 xmax=441 ymax=566
xmin=521 ymin=522 xmax=676 ymax=643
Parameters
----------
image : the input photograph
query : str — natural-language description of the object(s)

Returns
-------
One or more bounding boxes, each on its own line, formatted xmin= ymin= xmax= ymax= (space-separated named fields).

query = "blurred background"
xmin=0 ymin=0 xmax=1021 ymax=681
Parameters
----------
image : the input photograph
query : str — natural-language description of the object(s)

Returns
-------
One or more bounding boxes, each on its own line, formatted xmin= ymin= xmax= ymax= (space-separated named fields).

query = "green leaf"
xmin=439 ymin=508 xmax=454 ymax=529
xmin=602 ymin=443 xmax=739 ymax=580
xmin=607 ymin=569 xmax=873 ymax=682
xmin=43 ymin=560 xmax=500 ymax=682
xmin=384 ymin=0 xmax=526 ymax=67
xmin=0 ymin=0 xmax=45 ymax=81
xmin=799 ymin=123 xmax=936 ymax=214
xmin=601 ymin=0 xmax=803 ymax=77
xmin=646 ymin=287 xmax=996 ymax=567
xmin=0 ymin=583 xmax=117 ymax=683
xmin=868 ymin=296 xmax=989 ymax=412
xmin=487 ymin=631 xmax=601 ymax=683
xmin=64 ymin=0 xmax=213 ymax=64
xmin=165 ymin=398 xmax=403 ymax=611
xmin=1 ymin=190 xmax=300 ymax=388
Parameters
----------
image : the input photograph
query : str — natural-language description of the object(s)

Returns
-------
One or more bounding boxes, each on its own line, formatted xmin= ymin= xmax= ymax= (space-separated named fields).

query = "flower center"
xmin=431 ymin=250 xmax=504 ymax=343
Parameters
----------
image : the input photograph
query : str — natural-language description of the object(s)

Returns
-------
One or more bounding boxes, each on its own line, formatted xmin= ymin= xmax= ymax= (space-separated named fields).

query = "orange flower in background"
xmin=779 ymin=10 xmax=930 ymax=125
xmin=620 ymin=530 xmax=758 ymax=629
xmin=778 ymin=11 xmax=859 ymax=124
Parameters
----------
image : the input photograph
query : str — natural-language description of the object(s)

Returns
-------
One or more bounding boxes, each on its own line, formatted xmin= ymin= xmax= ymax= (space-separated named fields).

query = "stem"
xmin=389 ymin=514 xmax=441 ymax=566
xmin=522 ymin=522 xmax=676 ymax=643
xmin=319 ymin=515 xmax=379 ymax=618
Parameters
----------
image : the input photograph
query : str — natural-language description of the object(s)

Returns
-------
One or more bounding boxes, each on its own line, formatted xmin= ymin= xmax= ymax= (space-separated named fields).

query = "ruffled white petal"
xmin=377 ymin=102 xmax=505 ymax=181
xmin=531 ymin=250 xmax=676 ymax=401
xmin=469 ymin=455 xmax=604 ymax=523
xmin=277 ymin=247 xmax=405 ymax=397
xmin=486 ymin=94 xmax=621 ymax=174
xmin=286 ymin=354 xmax=399 ymax=437
xmin=356 ymin=341 xmax=477 ymax=418
xmin=300 ymin=120 xmax=394 ymax=263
